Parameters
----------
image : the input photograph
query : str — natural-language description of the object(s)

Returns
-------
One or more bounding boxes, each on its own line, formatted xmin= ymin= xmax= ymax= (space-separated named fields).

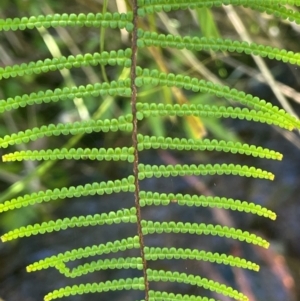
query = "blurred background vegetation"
xmin=0 ymin=1 xmax=300 ymax=301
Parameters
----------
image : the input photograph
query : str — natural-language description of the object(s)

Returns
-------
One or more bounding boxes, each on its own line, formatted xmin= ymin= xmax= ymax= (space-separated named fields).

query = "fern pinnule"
xmin=44 ymin=277 xmax=144 ymax=301
xmin=43 ymin=271 xmax=247 ymax=301
xmin=139 ymin=191 xmax=276 ymax=220
xmin=147 ymin=291 xmax=221 ymax=301
xmin=27 ymin=244 xmax=258 ymax=278
xmin=1 ymin=208 xmax=137 ymax=242
xmin=135 ymin=68 xmax=300 ymax=129
xmin=26 ymin=236 xmax=141 ymax=272
xmin=247 ymin=3 xmax=300 ymax=24
xmin=57 ymin=257 xmax=144 ymax=278
xmin=137 ymin=0 xmax=300 ymax=17
xmin=145 ymin=247 xmax=259 ymax=270
xmin=147 ymin=269 xmax=248 ymax=301
xmin=2 ymin=147 xmax=135 ymax=162
xmin=0 ymin=79 xmax=131 ymax=113
xmin=138 ymin=163 xmax=274 ymax=180
xmin=137 ymin=30 xmax=300 ymax=65
xmin=0 ymin=12 xmax=133 ymax=31
xmin=137 ymin=102 xmax=293 ymax=130
xmin=0 ymin=176 xmax=135 ymax=213
xmin=0 ymin=115 xmax=133 ymax=148
xmin=137 ymin=134 xmax=283 ymax=160
xmin=0 ymin=49 xmax=132 ymax=80
xmin=142 ymin=221 xmax=269 ymax=248
xmin=64 ymin=248 xmax=259 ymax=279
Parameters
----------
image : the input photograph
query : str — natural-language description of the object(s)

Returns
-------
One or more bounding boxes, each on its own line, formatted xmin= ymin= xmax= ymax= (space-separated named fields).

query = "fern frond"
xmin=3 ymin=147 xmax=135 ymax=162
xmin=137 ymin=30 xmax=300 ymax=66
xmin=0 ymin=49 xmax=132 ymax=80
xmin=147 ymin=269 xmax=248 ymax=301
xmin=142 ymin=221 xmax=269 ymax=248
xmin=0 ymin=115 xmax=133 ymax=148
xmin=148 ymin=290 xmax=220 ymax=301
xmin=135 ymin=68 xmax=300 ymax=130
xmin=137 ymin=0 xmax=300 ymax=16
xmin=0 ymin=176 xmax=135 ymax=213
xmin=137 ymin=103 xmax=292 ymax=130
xmin=138 ymin=163 xmax=274 ymax=180
xmin=0 ymin=12 xmax=133 ymax=31
xmin=0 ymin=79 xmax=131 ymax=113
xmin=27 ymin=236 xmax=140 ymax=272
xmin=139 ymin=191 xmax=276 ymax=220
xmin=44 ymin=277 xmax=144 ymax=301
xmin=1 ymin=208 xmax=137 ymax=242
xmin=137 ymin=134 xmax=283 ymax=160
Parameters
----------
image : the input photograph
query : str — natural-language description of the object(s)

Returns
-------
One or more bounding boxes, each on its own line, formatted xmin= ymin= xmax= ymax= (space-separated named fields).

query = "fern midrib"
xmin=130 ymin=0 xmax=150 ymax=299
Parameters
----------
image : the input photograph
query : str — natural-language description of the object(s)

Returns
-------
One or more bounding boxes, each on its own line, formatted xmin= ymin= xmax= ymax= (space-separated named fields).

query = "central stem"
xmin=130 ymin=0 xmax=149 ymax=300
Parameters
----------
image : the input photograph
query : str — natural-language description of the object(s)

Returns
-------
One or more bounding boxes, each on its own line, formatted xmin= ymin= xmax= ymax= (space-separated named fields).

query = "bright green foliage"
xmin=135 ymin=68 xmax=299 ymax=130
xmin=0 ymin=79 xmax=131 ymax=113
xmin=144 ymin=247 xmax=259 ymax=270
xmin=0 ymin=12 xmax=134 ymax=31
xmin=0 ymin=176 xmax=135 ymax=213
xmin=0 ymin=49 xmax=132 ymax=80
xmin=139 ymin=191 xmax=277 ymax=220
xmin=246 ymin=2 xmax=300 ymax=24
xmin=44 ymin=277 xmax=145 ymax=301
xmin=146 ymin=269 xmax=248 ymax=301
xmin=26 ymin=236 xmax=141 ymax=272
xmin=137 ymin=102 xmax=293 ymax=130
xmin=3 ymin=147 xmax=135 ymax=162
xmin=0 ymin=1 xmax=299 ymax=301
xmin=0 ymin=115 xmax=133 ymax=148
xmin=148 ymin=291 xmax=222 ymax=301
xmin=1 ymin=208 xmax=137 ymax=242
xmin=59 ymin=248 xmax=258 ymax=278
xmin=142 ymin=221 xmax=269 ymax=248
xmin=137 ymin=0 xmax=300 ymax=20
xmin=138 ymin=163 xmax=274 ymax=180
xmin=137 ymin=135 xmax=283 ymax=160
xmin=137 ymin=31 xmax=300 ymax=65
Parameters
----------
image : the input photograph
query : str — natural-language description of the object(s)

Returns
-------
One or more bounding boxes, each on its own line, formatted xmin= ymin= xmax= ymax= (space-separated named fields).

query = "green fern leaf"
xmin=61 ymin=247 xmax=258 ymax=278
xmin=147 ymin=269 xmax=248 ymax=301
xmin=0 ymin=49 xmax=132 ymax=80
xmin=139 ymin=191 xmax=276 ymax=220
xmin=137 ymin=30 xmax=300 ymax=65
xmin=148 ymin=290 xmax=220 ymax=301
xmin=247 ymin=3 xmax=300 ymax=24
xmin=142 ymin=221 xmax=269 ymax=248
xmin=135 ymin=68 xmax=300 ymax=129
xmin=137 ymin=134 xmax=283 ymax=160
xmin=0 ymin=176 xmax=135 ymax=213
xmin=137 ymin=0 xmax=300 ymax=16
xmin=27 ymin=236 xmax=141 ymax=272
xmin=1 ymin=208 xmax=137 ymax=242
xmin=137 ymin=103 xmax=292 ymax=130
xmin=145 ymin=247 xmax=259 ymax=270
xmin=138 ymin=163 xmax=274 ymax=180
xmin=57 ymin=257 xmax=143 ymax=278
xmin=1 ymin=1 xmax=299 ymax=301
xmin=0 ymin=12 xmax=133 ymax=31
xmin=44 ymin=277 xmax=144 ymax=301
xmin=0 ymin=115 xmax=133 ymax=148
xmin=0 ymin=79 xmax=131 ymax=113
xmin=2 ymin=147 xmax=135 ymax=162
